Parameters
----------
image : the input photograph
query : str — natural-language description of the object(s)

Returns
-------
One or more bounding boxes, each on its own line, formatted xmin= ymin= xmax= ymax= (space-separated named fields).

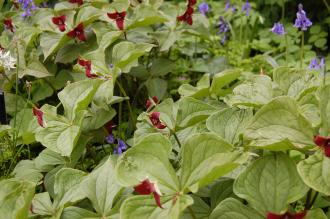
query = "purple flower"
xmin=309 ymin=57 xmax=325 ymax=70
xmin=217 ymin=17 xmax=230 ymax=44
xmin=242 ymin=0 xmax=251 ymax=16
xmin=294 ymin=4 xmax=312 ymax=31
xmin=114 ymin=139 xmax=127 ymax=154
xmin=225 ymin=1 xmax=231 ymax=11
xmin=271 ymin=22 xmax=286 ymax=35
xmin=105 ymin=134 xmax=115 ymax=144
xmin=199 ymin=2 xmax=209 ymax=15
xmin=19 ymin=0 xmax=37 ymax=17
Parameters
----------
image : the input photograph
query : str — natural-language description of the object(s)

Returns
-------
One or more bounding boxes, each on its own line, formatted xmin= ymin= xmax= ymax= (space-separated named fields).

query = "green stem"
xmin=300 ymin=31 xmax=304 ymax=68
xmin=188 ymin=206 xmax=197 ymax=219
xmin=116 ymin=80 xmax=136 ymax=129
xmin=239 ymin=0 xmax=243 ymax=45
xmin=281 ymin=0 xmax=285 ymax=21
xmin=172 ymin=132 xmax=182 ymax=148
xmin=305 ymin=190 xmax=318 ymax=210
xmin=323 ymin=0 xmax=330 ymax=13
xmin=285 ymin=34 xmax=289 ymax=65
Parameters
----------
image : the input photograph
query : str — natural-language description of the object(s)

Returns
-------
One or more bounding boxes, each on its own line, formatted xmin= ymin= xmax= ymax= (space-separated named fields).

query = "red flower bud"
xmin=313 ymin=135 xmax=330 ymax=158
xmin=52 ymin=15 xmax=66 ymax=32
xmin=32 ymin=107 xmax=44 ymax=128
xmin=146 ymin=96 xmax=159 ymax=109
xmin=69 ymin=0 xmax=83 ymax=6
xmin=4 ymin=18 xmax=14 ymax=33
xmin=267 ymin=211 xmax=306 ymax=219
xmin=134 ymin=179 xmax=163 ymax=208
xmin=67 ymin=23 xmax=87 ymax=42
xmin=107 ymin=11 xmax=126 ymax=30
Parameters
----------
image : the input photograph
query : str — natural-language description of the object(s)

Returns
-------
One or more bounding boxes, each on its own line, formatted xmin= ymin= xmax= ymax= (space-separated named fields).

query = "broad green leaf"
xmin=4 ymin=93 xmax=26 ymax=116
xmin=13 ymin=160 xmax=43 ymax=184
xmin=34 ymin=149 xmax=66 ymax=172
xmin=182 ymin=195 xmax=210 ymax=219
xmin=53 ymin=168 xmax=87 ymax=207
xmin=209 ymin=198 xmax=263 ymax=219
xmin=126 ymin=4 xmax=168 ymax=30
xmin=234 ymin=153 xmax=308 ymax=214
xmin=83 ymin=157 xmax=123 ymax=216
xmin=176 ymin=97 xmax=217 ymax=128
xmin=145 ymin=78 xmax=167 ymax=100
xmin=40 ymin=32 xmax=69 ymax=60
xmin=210 ymin=69 xmax=241 ymax=96
xmin=120 ymin=194 xmax=193 ymax=219
xmin=206 ymin=108 xmax=253 ymax=144
xmin=93 ymin=80 xmax=114 ymax=108
xmin=116 ymin=133 xmax=179 ymax=194
xmin=297 ymin=151 xmax=330 ymax=196
xmin=31 ymin=192 xmax=54 ymax=216
xmin=82 ymin=106 xmax=116 ymax=131
xmin=318 ymin=85 xmax=330 ymax=135
xmin=153 ymin=30 xmax=180 ymax=51
xmin=305 ymin=209 xmax=328 ymax=219
xmin=150 ymin=58 xmax=174 ymax=77
xmin=75 ymin=6 xmax=102 ymax=25
xmin=19 ymin=59 xmax=53 ymax=78
xmin=179 ymin=74 xmax=210 ymax=98
xmin=58 ymin=79 xmax=102 ymax=121
xmin=210 ymin=178 xmax=237 ymax=209
xmin=273 ymin=67 xmax=303 ymax=95
xmin=0 ymin=179 xmax=35 ymax=219
xmin=244 ymin=96 xmax=314 ymax=150
xmin=35 ymin=120 xmax=81 ymax=157
xmin=227 ymin=75 xmax=274 ymax=107
xmin=61 ymin=206 xmax=99 ymax=219
xmin=180 ymin=133 xmax=246 ymax=192
xmin=112 ymin=42 xmax=154 ymax=73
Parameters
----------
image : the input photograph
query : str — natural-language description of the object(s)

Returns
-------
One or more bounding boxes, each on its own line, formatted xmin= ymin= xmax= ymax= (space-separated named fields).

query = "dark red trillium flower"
xmin=107 ymin=11 xmax=126 ymax=30
xmin=78 ymin=58 xmax=98 ymax=78
xmin=67 ymin=23 xmax=87 ymax=42
xmin=314 ymin=135 xmax=330 ymax=157
xmin=52 ymin=15 xmax=66 ymax=32
xmin=177 ymin=6 xmax=194 ymax=25
xmin=4 ymin=18 xmax=14 ymax=33
xmin=149 ymin=112 xmax=166 ymax=129
xmin=105 ymin=121 xmax=115 ymax=134
xmin=134 ymin=179 xmax=163 ymax=208
xmin=32 ymin=107 xmax=44 ymax=128
xmin=267 ymin=211 xmax=306 ymax=219
xmin=188 ymin=0 xmax=197 ymax=6
xmin=69 ymin=0 xmax=83 ymax=6
xmin=146 ymin=96 xmax=159 ymax=109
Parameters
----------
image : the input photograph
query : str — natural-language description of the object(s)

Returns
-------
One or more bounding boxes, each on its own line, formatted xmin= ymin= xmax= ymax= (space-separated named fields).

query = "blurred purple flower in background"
xmin=216 ymin=16 xmax=230 ymax=44
xmin=105 ymin=134 xmax=115 ymax=144
xmin=114 ymin=139 xmax=127 ymax=154
xmin=225 ymin=1 xmax=237 ymax=13
xmin=309 ymin=57 xmax=325 ymax=70
xmin=199 ymin=2 xmax=209 ymax=15
xmin=242 ymin=0 xmax=251 ymax=16
xmin=294 ymin=3 xmax=312 ymax=31
xmin=271 ymin=22 xmax=286 ymax=35
xmin=19 ymin=0 xmax=37 ymax=17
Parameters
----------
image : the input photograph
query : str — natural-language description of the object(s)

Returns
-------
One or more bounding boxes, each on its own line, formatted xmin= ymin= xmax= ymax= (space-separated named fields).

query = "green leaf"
xmin=0 ymin=179 xmax=35 ymax=219
xmin=120 ymin=194 xmax=193 ymax=219
xmin=58 ymin=79 xmax=102 ymax=121
xmin=233 ymin=153 xmax=308 ymax=214
xmin=61 ymin=206 xmax=99 ymax=219
xmin=206 ymin=108 xmax=253 ymax=144
xmin=5 ymin=93 xmax=26 ymax=116
xmin=31 ymin=192 xmax=54 ymax=216
xmin=244 ymin=96 xmax=314 ymax=150
xmin=31 ymin=80 xmax=53 ymax=102
xmin=145 ymin=78 xmax=167 ymax=100
xmin=19 ymin=59 xmax=53 ymax=78
xmin=150 ymin=58 xmax=174 ymax=77
xmin=112 ymin=42 xmax=154 ymax=73
xmin=176 ymin=97 xmax=217 ymax=128
xmin=297 ymin=151 xmax=330 ymax=196
xmin=35 ymin=120 xmax=81 ymax=157
xmin=75 ymin=6 xmax=102 ymax=25
xmin=318 ymin=85 xmax=330 ymax=135
xmin=182 ymin=195 xmax=210 ymax=219
xmin=83 ymin=157 xmax=123 ymax=216
xmin=82 ymin=106 xmax=116 ymax=131
xmin=315 ymin=38 xmax=327 ymax=48
xmin=116 ymin=133 xmax=179 ymax=194
xmin=305 ymin=209 xmax=328 ymax=219
xmin=210 ymin=69 xmax=241 ymax=96
xmin=53 ymin=168 xmax=87 ymax=207
xmin=13 ymin=160 xmax=43 ymax=184
xmin=210 ymin=178 xmax=237 ymax=209
xmin=40 ymin=32 xmax=69 ymax=60
xmin=180 ymin=133 xmax=246 ymax=192
xmin=34 ymin=149 xmax=66 ymax=172
xmin=227 ymin=75 xmax=274 ymax=107
xmin=178 ymin=74 xmax=210 ymax=99
xmin=209 ymin=198 xmax=263 ymax=219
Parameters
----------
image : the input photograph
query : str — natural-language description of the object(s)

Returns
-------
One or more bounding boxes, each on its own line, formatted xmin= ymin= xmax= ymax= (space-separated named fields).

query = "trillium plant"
xmin=0 ymin=0 xmax=330 ymax=219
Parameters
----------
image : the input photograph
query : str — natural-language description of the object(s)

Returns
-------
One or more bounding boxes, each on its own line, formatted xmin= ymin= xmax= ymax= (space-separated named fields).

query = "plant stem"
xmin=188 ymin=206 xmax=197 ymax=219
xmin=281 ymin=0 xmax=285 ymax=21
xmin=116 ymin=80 xmax=136 ymax=129
xmin=239 ymin=0 xmax=243 ymax=45
xmin=323 ymin=0 xmax=330 ymax=13
xmin=300 ymin=30 xmax=304 ymax=68
xmin=305 ymin=189 xmax=318 ymax=210
xmin=172 ymin=131 xmax=182 ymax=148
xmin=285 ymin=34 xmax=289 ymax=65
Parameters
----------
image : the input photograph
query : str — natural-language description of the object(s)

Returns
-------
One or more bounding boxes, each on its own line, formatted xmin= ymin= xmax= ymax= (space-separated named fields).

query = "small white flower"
xmin=0 ymin=50 xmax=16 ymax=71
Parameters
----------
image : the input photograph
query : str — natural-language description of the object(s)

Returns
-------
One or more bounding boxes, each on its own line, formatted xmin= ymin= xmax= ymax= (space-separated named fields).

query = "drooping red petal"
xmin=115 ymin=18 xmax=124 ymax=30
xmin=188 ymin=0 xmax=197 ymax=6
xmin=4 ymin=18 xmax=14 ymax=33
xmin=32 ymin=107 xmax=44 ymax=128
xmin=314 ymin=135 xmax=328 ymax=147
xmin=266 ymin=212 xmax=283 ymax=219
xmin=152 ymin=96 xmax=159 ymax=104
xmin=105 ymin=121 xmax=114 ymax=134
xmin=186 ymin=16 xmax=193 ymax=25
xmin=77 ymin=32 xmax=87 ymax=41
xmin=58 ymin=24 xmax=66 ymax=32
xmin=149 ymin=112 xmax=166 ymax=129
xmin=69 ymin=0 xmax=83 ymax=6
xmin=146 ymin=100 xmax=152 ymax=109
xmin=177 ymin=15 xmax=185 ymax=21
xmin=66 ymin=29 xmax=76 ymax=38
xmin=186 ymin=6 xmax=194 ymax=15
xmin=153 ymin=192 xmax=163 ymax=208
xmin=118 ymin=11 xmax=126 ymax=19
xmin=324 ymin=145 xmax=330 ymax=157
xmin=52 ymin=15 xmax=66 ymax=32
xmin=107 ymin=12 xmax=118 ymax=19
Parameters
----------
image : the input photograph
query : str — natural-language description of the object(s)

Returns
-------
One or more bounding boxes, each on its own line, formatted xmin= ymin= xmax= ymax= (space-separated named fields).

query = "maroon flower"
xmin=134 ymin=179 xmax=163 ymax=208
xmin=313 ymin=135 xmax=330 ymax=157
xmin=146 ymin=96 xmax=159 ymax=109
xmin=69 ymin=0 xmax=83 ymax=6
xmin=32 ymin=107 xmax=44 ymax=128
xmin=107 ymin=11 xmax=126 ymax=30
xmin=267 ymin=211 xmax=306 ymax=219
xmin=52 ymin=15 xmax=66 ymax=32
xmin=67 ymin=23 xmax=87 ymax=42
xmin=149 ymin=112 xmax=166 ymax=129
xmin=188 ymin=0 xmax=197 ymax=6
xmin=177 ymin=6 xmax=194 ymax=25
xmin=4 ymin=18 xmax=14 ymax=33
xmin=78 ymin=58 xmax=98 ymax=78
